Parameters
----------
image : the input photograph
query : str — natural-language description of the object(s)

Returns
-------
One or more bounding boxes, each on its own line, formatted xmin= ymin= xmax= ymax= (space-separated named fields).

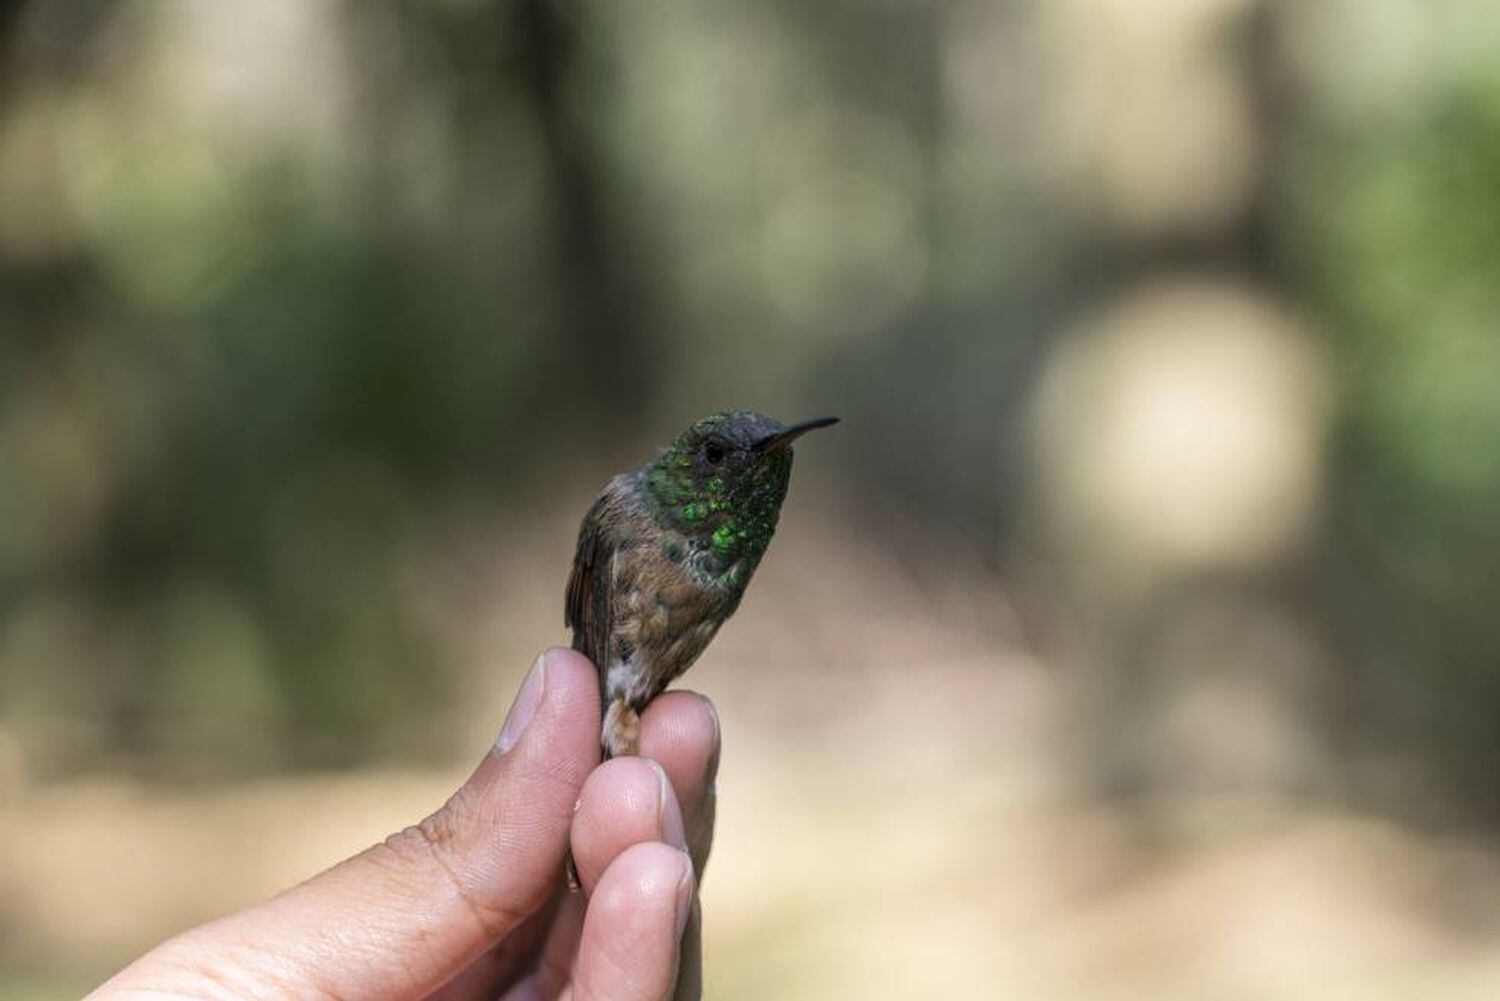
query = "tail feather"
xmin=601 ymin=696 xmax=640 ymax=758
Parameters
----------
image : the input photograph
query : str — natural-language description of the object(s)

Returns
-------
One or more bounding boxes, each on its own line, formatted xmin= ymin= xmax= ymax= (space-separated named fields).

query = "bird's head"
xmin=646 ymin=411 xmax=838 ymax=554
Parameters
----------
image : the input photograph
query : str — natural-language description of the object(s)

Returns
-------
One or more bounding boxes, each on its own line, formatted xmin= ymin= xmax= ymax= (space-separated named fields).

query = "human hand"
xmin=90 ymin=647 xmax=718 ymax=1000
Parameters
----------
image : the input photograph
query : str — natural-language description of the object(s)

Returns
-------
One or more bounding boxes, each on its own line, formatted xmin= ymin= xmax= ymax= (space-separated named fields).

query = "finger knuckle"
xmin=372 ymin=797 xmax=529 ymax=941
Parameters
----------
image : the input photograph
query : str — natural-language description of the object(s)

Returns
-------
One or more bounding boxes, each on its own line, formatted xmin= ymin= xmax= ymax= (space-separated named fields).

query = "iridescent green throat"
xmin=644 ymin=442 xmax=792 ymax=588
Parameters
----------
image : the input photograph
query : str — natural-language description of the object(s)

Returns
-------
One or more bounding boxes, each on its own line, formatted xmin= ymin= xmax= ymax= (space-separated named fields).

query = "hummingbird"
xmin=566 ymin=411 xmax=838 ymax=757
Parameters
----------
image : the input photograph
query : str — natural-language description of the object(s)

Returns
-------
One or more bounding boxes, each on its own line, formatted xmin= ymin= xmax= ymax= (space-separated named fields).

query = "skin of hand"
xmin=88 ymin=647 xmax=719 ymax=1001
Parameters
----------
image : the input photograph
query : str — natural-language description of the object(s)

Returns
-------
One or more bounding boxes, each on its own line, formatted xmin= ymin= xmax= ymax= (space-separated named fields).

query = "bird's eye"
xmin=704 ymin=441 xmax=726 ymax=465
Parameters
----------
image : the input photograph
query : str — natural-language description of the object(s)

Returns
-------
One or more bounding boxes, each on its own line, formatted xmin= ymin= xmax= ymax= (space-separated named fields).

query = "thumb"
xmin=94 ymin=647 xmax=601 ymax=1001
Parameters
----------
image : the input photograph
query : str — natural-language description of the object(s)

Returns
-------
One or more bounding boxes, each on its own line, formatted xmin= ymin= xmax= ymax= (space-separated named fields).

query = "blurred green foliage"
xmin=1296 ymin=62 xmax=1500 ymax=802
xmin=0 ymin=0 xmax=1498 ymax=827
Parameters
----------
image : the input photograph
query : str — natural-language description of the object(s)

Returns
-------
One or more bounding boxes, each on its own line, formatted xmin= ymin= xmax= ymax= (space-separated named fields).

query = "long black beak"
xmin=753 ymin=416 xmax=840 ymax=455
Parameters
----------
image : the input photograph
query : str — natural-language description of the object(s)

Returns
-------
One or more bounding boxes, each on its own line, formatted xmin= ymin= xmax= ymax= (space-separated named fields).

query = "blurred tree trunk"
xmin=0 ymin=0 xmax=159 ymax=763
xmin=509 ymin=0 xmax=657 ymax=440
xmin=0 ymin=0 xmax=112 ymax=353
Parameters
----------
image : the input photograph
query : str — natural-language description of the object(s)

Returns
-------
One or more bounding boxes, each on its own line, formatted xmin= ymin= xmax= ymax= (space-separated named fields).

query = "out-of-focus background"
xmin=4 ymin=1 xmax=1500 ymax=996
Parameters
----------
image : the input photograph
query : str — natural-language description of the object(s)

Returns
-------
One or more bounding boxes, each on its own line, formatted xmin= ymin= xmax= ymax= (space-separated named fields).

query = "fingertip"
xmin=539 ymin=646 xmax=601 ymax=707
xmin=573 ymin=842 xmax=694 ymax=1000
xmin=595 ymin=841 xmax=693 ymax=926
xmin=572 ymin=757 xmax=687 ymax=893
xmin=642 ymin=690 xmax=719 ymax=749
xmin=493 ymin=647 xmax=601 ymax=763
xmin=639 ymin=691 xmax=719 ymax=853
xmin=639 ymin=692 xmax=719 ymax=779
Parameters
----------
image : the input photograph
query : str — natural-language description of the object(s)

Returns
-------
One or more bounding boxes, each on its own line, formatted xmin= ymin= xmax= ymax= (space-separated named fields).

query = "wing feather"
xmin=565 ymin=488 xmax=618 ymax=673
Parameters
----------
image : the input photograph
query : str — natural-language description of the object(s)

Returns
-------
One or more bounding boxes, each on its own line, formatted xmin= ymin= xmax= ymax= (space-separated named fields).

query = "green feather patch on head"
xmin=642 ymin=410 xmax=800 ymax=580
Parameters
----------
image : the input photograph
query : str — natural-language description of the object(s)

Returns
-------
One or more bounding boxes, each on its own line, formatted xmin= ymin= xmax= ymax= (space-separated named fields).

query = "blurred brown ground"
xmin=7 ymin=501 xmax=1500 ymax=1000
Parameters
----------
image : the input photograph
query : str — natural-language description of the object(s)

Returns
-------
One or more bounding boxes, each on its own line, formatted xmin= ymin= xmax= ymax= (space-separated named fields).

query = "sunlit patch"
xmin=1032 ymin=278 xmax=1331 ymax=573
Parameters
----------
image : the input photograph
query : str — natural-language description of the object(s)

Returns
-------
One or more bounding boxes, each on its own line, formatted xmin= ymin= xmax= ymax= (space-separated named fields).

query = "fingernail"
xmin=650 ymin=759 xmax=688 ymax=850
xmin=673 ymin=851 xmax=695 ymax=938
xmin=701 ymin=696 xmax=722 ymax=784
xmin=495 ymin=652 xmax=547 ymax=755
